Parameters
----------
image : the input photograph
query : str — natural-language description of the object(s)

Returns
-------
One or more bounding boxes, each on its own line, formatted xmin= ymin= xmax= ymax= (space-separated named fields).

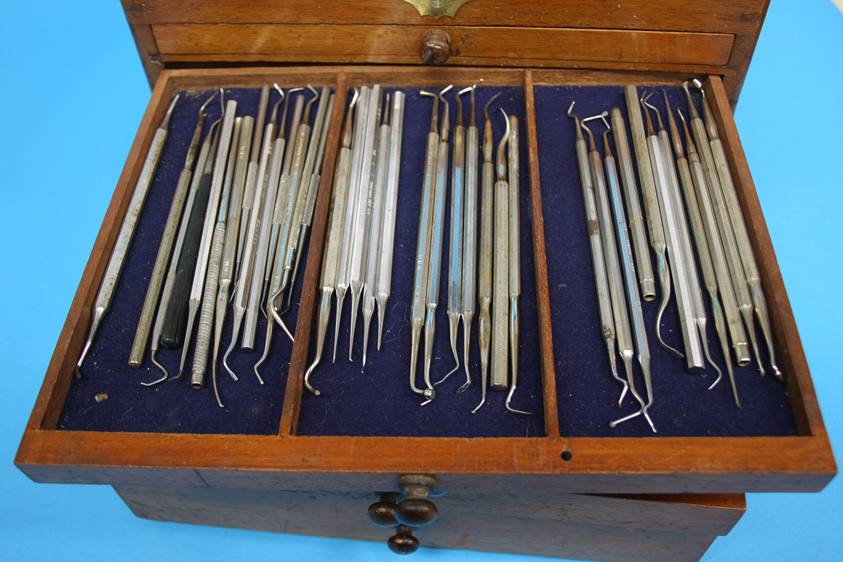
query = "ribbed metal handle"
xmin=191 ymin=223 xmax=225 ymax=387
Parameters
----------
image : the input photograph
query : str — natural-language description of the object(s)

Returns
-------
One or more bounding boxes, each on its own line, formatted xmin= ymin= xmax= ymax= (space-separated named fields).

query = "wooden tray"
xmin=16 ymin=66 xmax=835 ymax=495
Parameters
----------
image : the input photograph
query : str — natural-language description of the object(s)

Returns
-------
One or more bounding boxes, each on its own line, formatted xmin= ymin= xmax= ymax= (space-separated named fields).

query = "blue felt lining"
xmin=56 ymin=83 xmax=797 ymax=439
xmin=534 ymin=85 xmax=797 ymax=437
xmin=58 ymin=88 xmax=313 ymax=435
xmin=296 ymin=86 xmax=546 ymax=437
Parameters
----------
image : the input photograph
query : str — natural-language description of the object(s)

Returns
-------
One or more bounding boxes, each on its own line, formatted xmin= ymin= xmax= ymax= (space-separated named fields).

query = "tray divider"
xmin=279 ymin=72 xmax=348 ymax=436
xmin=524 ymin=70 xmax=561 ymax=438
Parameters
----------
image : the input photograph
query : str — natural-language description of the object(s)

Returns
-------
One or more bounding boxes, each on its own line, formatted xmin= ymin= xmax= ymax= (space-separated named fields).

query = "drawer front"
xmin=115 ymin=486 xmax=744 ymax=560
xmin=152 ymin=24 xmax=734 ymax=68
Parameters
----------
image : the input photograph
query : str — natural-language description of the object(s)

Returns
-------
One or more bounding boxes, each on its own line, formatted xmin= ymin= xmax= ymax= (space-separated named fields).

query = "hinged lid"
xmin=122 ymin=0 xmax=769 ymax=104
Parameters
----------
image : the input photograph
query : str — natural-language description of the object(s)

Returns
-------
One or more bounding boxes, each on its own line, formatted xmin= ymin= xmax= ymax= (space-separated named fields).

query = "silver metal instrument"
xmin=235 ymin=85 xmax=270 ymax=289
xmin=375 ymin=91 xmax=406 ymax=351
xmin=211 ymin=115 xmax=253 ymax=396
xmin=505 ymin=113 xmax=530 ymax=415
xmin=458 ymin=84 xmax=480 ymax=393
xmin=254 ymin=90 xmax=303 ymax=378
xmin=648 ymin=94 xmax=709 ymax=373
xmin=279 ymin=86 xmax=328 ymax=312
xmin=641 ymin=95 xmax=704 ymax=371
xmin=193 ymin=116 xmax=242 ymax=405
xmin=681 ymin=83 xmax=763 ymax=376
xmin=599 ymin=125 xmax=655 ymax=432
xmin=624 ymin=86 xmax=682 ymax=358
xmin=76 ymin=94 xmax=179 ymax=377
xmin=177 ymin=97 xmax=237 ymax=380
xmin=680 ymin=109 xmax=748 ymax=404
xmin=304 ymin=91 xmax=358 ymax=395
xmin=409 ymin=88 xmax=443 ymax=404
xmin=286 ymin=92 xmax=336 ymax=312
xmin=491 ymin=110 xmax=510 ymax=392
xmin=334 ymin=86 xmax=370 ymax=361
xmin=362 ymin=93 xmax=391 ymax=366
xmin=422 ymin=86 xmax=452 ymax=398
xmin=444 ymin=89 xmax=466 ymax=382
xmin=348 ymin=85 xmax=383 ymax=359
xmin=583 ymin=114 xmax=654 ymax=432
xmin=473 ymin=92 xmax=500 ymax=414
xmin=223 ymin=89 xmax=286 ymax=383
xmin=132 ymin=92 xmax=215 ymax=371
xmin=609 ymin=107 xmax=655 ymax=301
xmin=244 ymin=91 xmax=302 ymax=349
xmin=567 ymin=102 xmax=626 ymax=405
xmin=692 ymin=80 xmax=781 ymax=380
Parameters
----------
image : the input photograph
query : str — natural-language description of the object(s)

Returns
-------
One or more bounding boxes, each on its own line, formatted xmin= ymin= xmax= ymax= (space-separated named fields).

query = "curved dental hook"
xmin=198 ymin=90 xmax=218 ymax=117
xmin=641 ymin=94 xmax=665 ymax=130
xmin=505 ymin=384 xmax=532 ymax=415
xmin=303 ymin=84 xmax=319 ymax=119
xmin=268 ymin=287 xmax=295 ymax=343
xmin=221 ymin=337 xmax=241 ymax=383
xmin=639 ymin=95 xmax=685 ymax=361
xmin=483 ymin=92 xmax=501 ymax=122
xmin=705 ymin=344 xmax=724 ymax=390
xmin=496 ymin=108 xmax=510 ymax=177
xmin=140 ymin=351 xmax=170 ymax=387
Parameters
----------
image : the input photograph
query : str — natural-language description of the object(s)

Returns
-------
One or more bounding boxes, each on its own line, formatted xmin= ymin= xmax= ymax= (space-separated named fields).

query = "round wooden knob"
xmin=388 ymin=525 xmax=420 ymax=555
xmin=396 ymin=497 xmax=439 ymax=527
xmin=420 ymin=29 xmax=452 ymax=65
xmin=368 ymin=499 xmax=398 ymax=528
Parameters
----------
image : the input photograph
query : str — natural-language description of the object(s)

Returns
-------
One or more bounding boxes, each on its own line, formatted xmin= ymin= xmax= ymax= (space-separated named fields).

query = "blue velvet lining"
xmin=59 ymin=88 xmax=310 ymax=435
xmin=296 ymin=87 xmax=546 ymax=437
xmin=56 ymin=83 xmax=797 ymax=439
xmin=534 ymin=85 xmax=797 ymax=437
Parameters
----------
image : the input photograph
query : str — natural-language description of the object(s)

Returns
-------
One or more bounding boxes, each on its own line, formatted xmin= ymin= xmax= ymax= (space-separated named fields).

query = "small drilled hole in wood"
xmin=561 ymin=449 xmax=573 ymax=462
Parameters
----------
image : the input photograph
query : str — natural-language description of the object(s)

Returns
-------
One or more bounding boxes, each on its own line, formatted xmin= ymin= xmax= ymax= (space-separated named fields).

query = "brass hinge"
xmin=403 ymin=0 xmax=473 ymax=18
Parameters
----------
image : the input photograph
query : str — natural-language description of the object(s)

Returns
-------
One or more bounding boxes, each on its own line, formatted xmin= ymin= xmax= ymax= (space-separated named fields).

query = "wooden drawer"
xmin=17 ymin=65 xmax=834 ymax=496
xmin=116 ymin=487 xmax=745 ymax=561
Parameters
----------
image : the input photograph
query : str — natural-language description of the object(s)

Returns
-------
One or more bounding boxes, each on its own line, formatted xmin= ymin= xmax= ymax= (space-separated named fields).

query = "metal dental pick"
xmin=234 ymin=85 xmax=270 ymax=290
xmin=609 ymin=107 xmax=656 ymax=301
xmin=680 ymin=108 xmax=745 ymax=405
xmin=222 ymin=88 xmax=286 ymax=383
xmin=505 ymin=111 xmax=530 ymax=415
xmin=472 ymin=92 xmax=500 ymax=414
xmin=408 ymin=88 xmax=443 ymax=405
xmin=194 ymin=116 xmax=242 ymax=406
xmin=597 ymin=118 xmax=655 ymax=432
xmin=692 ymin=79 xmax=781 ymax=379
xmin=140 ymin=91 xmax=217 ymax=386
xmin=422 ymin=85 xmax=452 ymax=398
xmin=361 ymin=93 xmax=391 ymax=367
xmin=178 ymin=95 xmax=237 ymax=382
xmin=286 ymin=92 xmax=336 ymax=312
xmin=443 ymin=87 xmax=466 ymax=384
xmin=568 ymin=102 xmax=626 ymax=405
xmin=375 ymin=90 xmax=406 ymax=351
xmin=304 ymin=90 xmax=357 ymax=395
xmin=624 ymin=86 xmax=682 ymax=359
xmin=665 ymin=92 xmax=729 ymax=391
xmin=642 ymin=93 xmax=703 ymax=369
xmin=76 ymin=94 xmax=179 ymax=377
xmin=278 ymin=86 xmax=326 ymax=313
xmin=254 ymin=88 xmax=304 ymax=379
xmin=210 ymin=114 xmax=253 ymax=399
xmin=645 ymin=93 xmax=709 ymax=374
xmin=491 ymin=109 xmax=510 ymax=393
xmin=130 ymin=93 xmax=216 ymax=369
xmin=334 ymin=87 xmax=369 ymax=362
xmin=583 ymin=113 xmax=654 ymax=432
xmin=348 ymin=85 xmax=383 ymax=360
xmin=457 ymin=82 xmax=481 ymax=393
xmin=681 ymin=82 xmax=761 ymax=375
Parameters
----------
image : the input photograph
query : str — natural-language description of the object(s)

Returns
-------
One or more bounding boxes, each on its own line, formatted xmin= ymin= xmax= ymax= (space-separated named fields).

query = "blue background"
xmin=1 ymin=1 xmax=840 ymax=560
